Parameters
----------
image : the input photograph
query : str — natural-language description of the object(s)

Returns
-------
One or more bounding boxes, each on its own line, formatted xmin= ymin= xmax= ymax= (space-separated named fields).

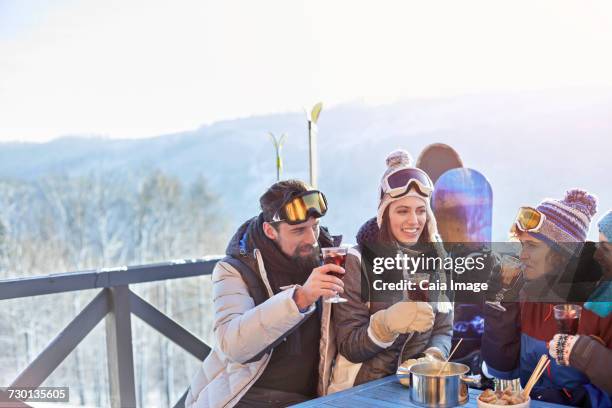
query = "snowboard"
xmin=432 ymin=168 xmax=493 ymax=243
xmin=416 ymin=143 xmax=464 ymax=184
xmin=432 ymin=168 xmax=493 ymax=362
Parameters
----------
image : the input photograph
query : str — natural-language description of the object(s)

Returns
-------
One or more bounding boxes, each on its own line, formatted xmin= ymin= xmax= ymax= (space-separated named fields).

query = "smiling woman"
xmin=376 ymin=154 xmax=438 ymax=245
xmin=380 ymin=197 xmax=428 ymax=244
xmin=328 ymin=149 xmax=453 ymax=394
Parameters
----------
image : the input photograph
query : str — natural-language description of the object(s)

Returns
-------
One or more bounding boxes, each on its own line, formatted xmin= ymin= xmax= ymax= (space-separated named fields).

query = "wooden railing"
xmin=0 ymin=257 xmax=222 ymax=408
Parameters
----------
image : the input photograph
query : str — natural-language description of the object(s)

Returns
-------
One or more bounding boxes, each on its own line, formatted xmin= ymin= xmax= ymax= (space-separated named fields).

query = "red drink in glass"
xmin=409 ymin=273 xmax=430 ymax=302
xmin=323 ymin=252 xmax=346 ymax=266
xmin=553 ymin=304 xmax=581 ymax=335
xmin=557 ymin=316 xmax=579 ymax=335
xmin=321 ymin=247 xmax=348 ymax=303
xmin=324 ymin=252 xmax=347 ymax=278
xmin=413 ymin=280 xmax=430 ymax=302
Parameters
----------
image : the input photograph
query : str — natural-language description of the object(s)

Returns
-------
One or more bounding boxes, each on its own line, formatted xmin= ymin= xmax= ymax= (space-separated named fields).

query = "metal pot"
xmin=406 ymin=362 xmax=473 ymax=408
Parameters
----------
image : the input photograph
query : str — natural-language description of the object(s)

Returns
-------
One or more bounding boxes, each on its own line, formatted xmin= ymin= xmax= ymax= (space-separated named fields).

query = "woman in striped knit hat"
xmin=482 ymin=190 xmax=612 ymax=407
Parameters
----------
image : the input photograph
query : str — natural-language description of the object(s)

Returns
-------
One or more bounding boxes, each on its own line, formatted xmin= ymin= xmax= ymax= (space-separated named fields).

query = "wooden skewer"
xmin=533 ymin=360 xmax=548 ymax=386
xmin=522 ymin=355 xmax=545 ymax=397
xmin=526 ymin=360 xmax=550 ymax=397
xmin=526 ymin=356 xmax=547 ymax=393
xmin=437 ymin=338 xmax=463 ymax=376
xmin=522 ymin=355 xmax=550 ymax=398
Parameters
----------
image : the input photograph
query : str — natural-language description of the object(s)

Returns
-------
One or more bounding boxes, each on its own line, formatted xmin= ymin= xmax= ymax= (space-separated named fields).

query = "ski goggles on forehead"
xmin=380 ymin=168 xmax=434 ymax=199
xmin=513 ymin=206 xmax=546 ymax=233
xmin=270 ymin=190 xmax=328 ymax=225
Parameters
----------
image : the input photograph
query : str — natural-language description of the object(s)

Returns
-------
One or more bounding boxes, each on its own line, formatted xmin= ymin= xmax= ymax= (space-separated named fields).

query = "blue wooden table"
xmin=292 ymin=376 xmax=569 ymax=407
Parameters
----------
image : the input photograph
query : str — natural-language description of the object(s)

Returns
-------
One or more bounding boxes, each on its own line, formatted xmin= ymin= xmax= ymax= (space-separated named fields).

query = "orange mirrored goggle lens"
xmin=516 ymin=207 xmax=543 ymax=231
xmin=283 ymin=192 xmax=327 ymax=223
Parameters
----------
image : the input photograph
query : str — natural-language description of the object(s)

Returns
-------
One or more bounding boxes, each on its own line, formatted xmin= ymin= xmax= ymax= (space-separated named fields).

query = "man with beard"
xmin=186 ymin=180 xmax=344 ymax=408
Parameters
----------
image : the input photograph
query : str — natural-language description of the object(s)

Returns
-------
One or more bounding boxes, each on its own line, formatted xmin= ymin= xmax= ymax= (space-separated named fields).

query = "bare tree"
xmin=0 ymin=169 xmax=227 ymax=406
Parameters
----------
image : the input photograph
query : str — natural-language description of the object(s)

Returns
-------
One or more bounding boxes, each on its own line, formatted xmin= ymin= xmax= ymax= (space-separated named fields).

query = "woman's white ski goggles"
xmin=380 ymin=168 xmax=434 ymax=200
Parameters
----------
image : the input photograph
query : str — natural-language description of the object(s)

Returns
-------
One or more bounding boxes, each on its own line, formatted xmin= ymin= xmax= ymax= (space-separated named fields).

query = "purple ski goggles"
xmin=380 ymin=168 xmax=434 ymax=199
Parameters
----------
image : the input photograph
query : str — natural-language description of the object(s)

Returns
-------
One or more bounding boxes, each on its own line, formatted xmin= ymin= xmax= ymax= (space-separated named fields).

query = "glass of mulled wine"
xmin=409 ymin=272 xmax=430 ymax=302
xmin=553 ymin=304 xmax=581 ymax=335
xmin=485 ymin=254 xmax=523 ymax=312
xmin=322 ymin=246 xmax=348 ymax=303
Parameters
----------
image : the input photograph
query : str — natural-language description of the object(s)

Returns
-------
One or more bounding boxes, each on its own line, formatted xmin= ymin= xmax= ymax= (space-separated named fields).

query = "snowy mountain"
xmin=1 ymin=88 xmax=611 ymax=242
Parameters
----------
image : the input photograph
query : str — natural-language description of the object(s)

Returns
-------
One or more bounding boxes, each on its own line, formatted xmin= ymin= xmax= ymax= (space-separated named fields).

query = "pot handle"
xmin=461 ymin=375 xmax=481 ymax=388
xmin=396 ymin=367 xmax=411 ymax=388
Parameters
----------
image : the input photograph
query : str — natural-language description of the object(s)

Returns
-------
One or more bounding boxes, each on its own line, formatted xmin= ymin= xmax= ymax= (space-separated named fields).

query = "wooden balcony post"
xmin=105 ymin=286 xmax=136 ymax=408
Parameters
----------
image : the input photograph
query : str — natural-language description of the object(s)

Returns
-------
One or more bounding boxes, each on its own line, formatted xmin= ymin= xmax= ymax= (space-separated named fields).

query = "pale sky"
xmin=1 ymin=0 xmax=612 ymax=142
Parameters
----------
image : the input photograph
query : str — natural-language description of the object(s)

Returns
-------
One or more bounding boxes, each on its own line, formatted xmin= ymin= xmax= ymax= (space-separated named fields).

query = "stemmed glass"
xmin=322 ymin=247 xmax=348 ymax=303
xmin=485 ymin=255 xmax=523 ymax=312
